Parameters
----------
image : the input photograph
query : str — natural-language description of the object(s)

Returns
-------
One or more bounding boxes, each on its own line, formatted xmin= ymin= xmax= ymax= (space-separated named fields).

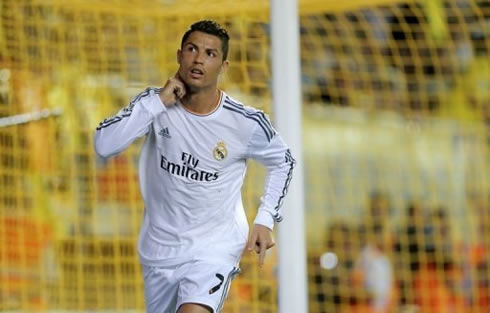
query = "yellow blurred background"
xmin=0 ymin=0 xmax=488 ymax=312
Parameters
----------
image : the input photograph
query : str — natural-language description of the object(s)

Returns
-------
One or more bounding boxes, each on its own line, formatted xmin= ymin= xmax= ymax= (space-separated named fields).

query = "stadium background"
xmin=0 ymin=0 xmax=488 ymax=312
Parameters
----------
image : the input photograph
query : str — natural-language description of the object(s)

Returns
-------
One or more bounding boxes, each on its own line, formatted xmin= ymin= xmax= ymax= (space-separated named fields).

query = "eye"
xmin=187 ymin=46 xmax=197 ymax=52
xmin=208 ymin=51 xmax=216 ymax=57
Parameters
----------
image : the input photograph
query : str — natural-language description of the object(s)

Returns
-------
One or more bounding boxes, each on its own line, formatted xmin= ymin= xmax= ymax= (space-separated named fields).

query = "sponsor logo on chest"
xmin=160 ymin=151 xmax=219 ymax=182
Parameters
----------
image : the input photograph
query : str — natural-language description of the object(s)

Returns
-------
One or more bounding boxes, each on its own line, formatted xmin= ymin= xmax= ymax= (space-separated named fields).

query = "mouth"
xmin=189 ymin=68 xmax=204 ymax=79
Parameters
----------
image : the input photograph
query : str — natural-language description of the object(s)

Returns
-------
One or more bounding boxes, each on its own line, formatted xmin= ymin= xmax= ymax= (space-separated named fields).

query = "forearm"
xmin=254 ymin=149 xmax=296 ymax=229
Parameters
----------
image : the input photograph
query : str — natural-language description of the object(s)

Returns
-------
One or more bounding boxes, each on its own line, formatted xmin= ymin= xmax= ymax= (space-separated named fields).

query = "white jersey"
xmin=94 ymin=87 xmax=295 ymax=266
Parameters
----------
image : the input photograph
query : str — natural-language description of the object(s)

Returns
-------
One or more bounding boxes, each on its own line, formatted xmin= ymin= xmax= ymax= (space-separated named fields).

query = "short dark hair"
xmin=181 ymin=20 xmax=230 ymax=61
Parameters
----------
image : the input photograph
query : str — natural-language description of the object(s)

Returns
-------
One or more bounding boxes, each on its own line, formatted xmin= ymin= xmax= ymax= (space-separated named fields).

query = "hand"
xmin=247 ymin=224 xmax=275 ymax=266
xmin=159 ymin=73 xmax=186 ymax=106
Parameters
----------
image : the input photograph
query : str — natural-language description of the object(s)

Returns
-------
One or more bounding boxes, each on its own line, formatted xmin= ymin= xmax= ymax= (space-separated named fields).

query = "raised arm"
xmin=94 ymin=75 xmax=187 ymax=158
xmin=94 ymin=87 xmax=165 ymax=158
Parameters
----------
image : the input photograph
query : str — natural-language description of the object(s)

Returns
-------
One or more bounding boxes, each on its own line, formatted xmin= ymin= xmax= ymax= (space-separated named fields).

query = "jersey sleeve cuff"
xmin=253 ymin=209 xmax=275 ymax=230
xmin=142 ymin=93 xmax=166 ymax=117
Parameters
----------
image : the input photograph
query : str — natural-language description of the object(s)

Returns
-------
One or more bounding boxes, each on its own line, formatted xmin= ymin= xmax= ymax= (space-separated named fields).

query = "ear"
xmin=220 ymin=60 xmax=229 ymax=75
xmin=177 ymin=49 xmax=182 ymax=65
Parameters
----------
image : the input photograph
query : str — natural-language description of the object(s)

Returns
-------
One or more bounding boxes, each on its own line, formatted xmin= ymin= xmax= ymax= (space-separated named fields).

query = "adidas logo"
xmin=158 ymin=127 xmax=171 ymax=138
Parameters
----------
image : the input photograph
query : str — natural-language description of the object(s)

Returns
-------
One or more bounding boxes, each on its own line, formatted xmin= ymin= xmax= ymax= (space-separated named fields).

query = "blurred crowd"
xmin=310 ymin=192 xmax=489 ymax=313
xmin=300 ymin=1 xmax=489 ymax=126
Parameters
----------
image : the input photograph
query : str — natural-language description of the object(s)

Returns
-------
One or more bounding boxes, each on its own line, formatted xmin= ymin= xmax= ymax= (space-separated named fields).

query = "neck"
xmin=181 ymin=87 xmax=221 ymax=115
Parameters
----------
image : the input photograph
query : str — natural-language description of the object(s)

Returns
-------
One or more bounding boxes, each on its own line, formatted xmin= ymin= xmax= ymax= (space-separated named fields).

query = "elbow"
xmin=94 ymin=142 xmax=111 ymax=159
xmin=94 ymin=134 xmax=114 ymax=159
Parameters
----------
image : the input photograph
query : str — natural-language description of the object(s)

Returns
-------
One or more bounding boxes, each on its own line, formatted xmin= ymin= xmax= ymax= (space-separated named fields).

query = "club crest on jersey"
xmin=213 ymin=141 xmax=227 ymax=161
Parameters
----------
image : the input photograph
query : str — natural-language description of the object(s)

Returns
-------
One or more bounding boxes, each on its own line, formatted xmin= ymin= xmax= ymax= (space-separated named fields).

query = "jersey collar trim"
xmin=177 ymin=90 xmax=223 ymax=119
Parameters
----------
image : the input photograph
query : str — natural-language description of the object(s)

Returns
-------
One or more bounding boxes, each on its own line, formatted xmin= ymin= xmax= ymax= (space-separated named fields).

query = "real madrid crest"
xmin=213 ymin=141 xmax=228 ymax=161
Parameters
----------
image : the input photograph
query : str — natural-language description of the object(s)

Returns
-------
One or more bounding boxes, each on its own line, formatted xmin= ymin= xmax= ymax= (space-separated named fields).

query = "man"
xmin=94 ymin=20 xmax=295 ymax=313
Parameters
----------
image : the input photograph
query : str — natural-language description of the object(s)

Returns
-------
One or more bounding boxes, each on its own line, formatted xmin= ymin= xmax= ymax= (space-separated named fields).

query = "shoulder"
xmin=222 ymin=94 xmax=263 ymax=116
xmin=222 ymin=93 xmax=276 ymax=142
xmin=131 ymin=87 xmax=163 ymax=100
xmin=126 ymin=86 xmax=163 ymax=108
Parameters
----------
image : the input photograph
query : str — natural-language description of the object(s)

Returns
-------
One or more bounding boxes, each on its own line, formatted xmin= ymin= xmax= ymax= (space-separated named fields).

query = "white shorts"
xmin=142 ymin=260 xmax=240 ymax=313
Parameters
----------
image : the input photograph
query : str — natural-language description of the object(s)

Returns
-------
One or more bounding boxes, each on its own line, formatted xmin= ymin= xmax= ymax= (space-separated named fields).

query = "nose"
xmin=194 ymin=51 xmax=204 ymax=64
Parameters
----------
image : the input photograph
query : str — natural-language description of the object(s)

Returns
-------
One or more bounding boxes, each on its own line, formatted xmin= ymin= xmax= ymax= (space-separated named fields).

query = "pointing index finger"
xmin=258 ymin=241 xmax=266 ymax=266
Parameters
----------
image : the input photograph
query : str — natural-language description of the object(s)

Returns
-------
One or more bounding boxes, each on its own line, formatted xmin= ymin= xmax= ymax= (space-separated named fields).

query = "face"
xmin=177 ymin=31 xmax=228 ymax=93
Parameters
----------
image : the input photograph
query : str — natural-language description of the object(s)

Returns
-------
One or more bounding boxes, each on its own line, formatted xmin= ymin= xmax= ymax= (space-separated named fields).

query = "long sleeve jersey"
xmin=94 ymin=87 xmax=295 ymax=266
